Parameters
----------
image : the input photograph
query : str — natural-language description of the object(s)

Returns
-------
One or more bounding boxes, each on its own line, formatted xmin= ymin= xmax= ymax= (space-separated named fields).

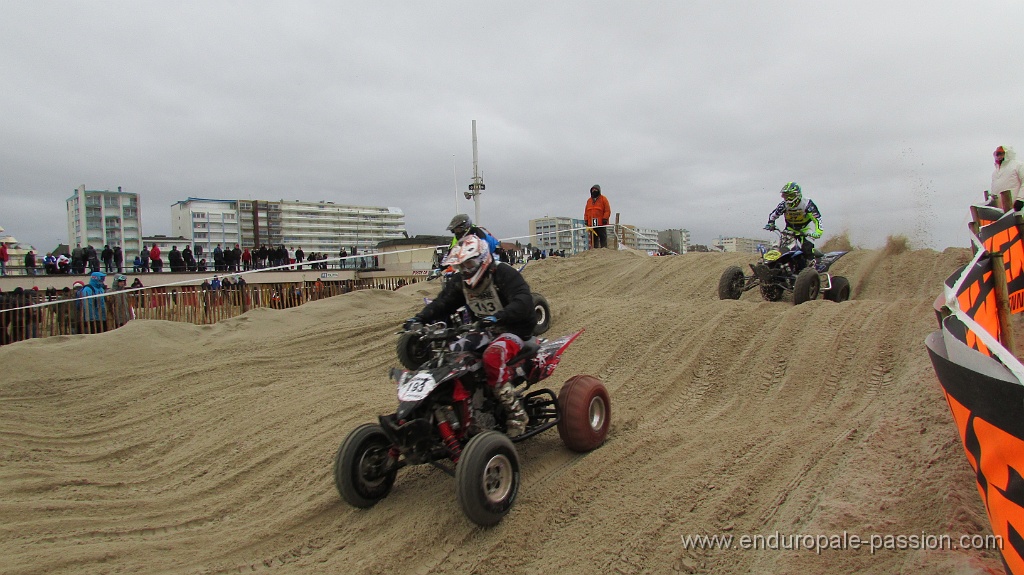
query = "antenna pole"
xmin=468 ymin=120 xmax=484 ymax=225
xmin=453 ymin=155 xmax=459 ymax=214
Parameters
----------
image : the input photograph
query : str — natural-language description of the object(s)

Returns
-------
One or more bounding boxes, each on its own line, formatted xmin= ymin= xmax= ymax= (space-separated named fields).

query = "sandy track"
xmin=0 ymin=247 xmax=1003 ymax=574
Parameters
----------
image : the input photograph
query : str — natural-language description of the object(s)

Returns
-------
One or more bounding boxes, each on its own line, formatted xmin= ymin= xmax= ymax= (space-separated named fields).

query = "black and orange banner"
xmin=932 ymin=202 xmax=1024 ymax=573
xmin=927 ymin=331 xmax=1024 ymax=574
xmin=977 ymin=206 xmax=1024 ymax=314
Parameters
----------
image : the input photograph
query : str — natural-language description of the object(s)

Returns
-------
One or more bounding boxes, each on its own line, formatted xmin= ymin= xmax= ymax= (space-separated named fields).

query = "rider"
xmin=764 ymin=182 xmax=823 ymax=270
xmin=446 ymin=213 xmax=499 ymax=255
xmin=404 ymin=235 xmax=535 ymax=436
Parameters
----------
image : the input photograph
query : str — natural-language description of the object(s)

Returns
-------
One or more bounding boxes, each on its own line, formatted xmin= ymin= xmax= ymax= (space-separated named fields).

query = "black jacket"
xmin=417 ymin=262 xmax=536 ymax=339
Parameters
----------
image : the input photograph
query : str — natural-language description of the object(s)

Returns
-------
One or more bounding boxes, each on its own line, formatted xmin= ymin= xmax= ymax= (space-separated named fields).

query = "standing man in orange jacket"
xmin=585 ymin=184 xmax=612 ymax=249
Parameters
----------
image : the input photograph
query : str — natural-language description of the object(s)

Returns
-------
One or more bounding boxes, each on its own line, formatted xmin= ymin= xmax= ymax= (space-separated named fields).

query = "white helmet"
xmin=444 ymin=235 xmax=493 ymax=288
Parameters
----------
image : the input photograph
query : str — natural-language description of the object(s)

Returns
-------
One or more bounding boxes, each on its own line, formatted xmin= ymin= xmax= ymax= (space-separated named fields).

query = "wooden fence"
xmin=0 ymin=277 xmax=417 ymax=345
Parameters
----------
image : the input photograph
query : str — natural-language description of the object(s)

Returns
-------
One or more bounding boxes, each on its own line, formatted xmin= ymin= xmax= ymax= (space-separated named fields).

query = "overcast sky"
xmin=2 ymin=1 xmax=1022 ymax=252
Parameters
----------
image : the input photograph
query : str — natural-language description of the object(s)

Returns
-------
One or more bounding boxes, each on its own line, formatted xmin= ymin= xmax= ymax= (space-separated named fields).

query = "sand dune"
xmin=0 ymin=247 xmax=1005 ymax=574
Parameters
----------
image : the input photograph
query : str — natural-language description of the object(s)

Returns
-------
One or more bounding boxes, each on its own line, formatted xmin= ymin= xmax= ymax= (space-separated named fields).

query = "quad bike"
xmin=397 ymin=286 xmax=552 ymax=370
xmin=334 ymin=321 xmax=610 ymax=526
xmin=718 ymin=228 xmax=851 ymax=305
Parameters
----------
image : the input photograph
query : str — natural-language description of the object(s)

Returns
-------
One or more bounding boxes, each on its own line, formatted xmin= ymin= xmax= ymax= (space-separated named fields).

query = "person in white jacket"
xmin=991 ymin=145 xmax=1024 ymax=202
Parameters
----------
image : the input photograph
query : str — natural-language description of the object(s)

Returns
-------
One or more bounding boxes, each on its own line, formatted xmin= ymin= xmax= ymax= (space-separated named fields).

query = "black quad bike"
xmin=396 ymin=293 xmax=551 ymax=370
xmin=718 ymin=229 xmax=851 ymax=305
xmin=334 ymin=322 xmax=610 ymax=526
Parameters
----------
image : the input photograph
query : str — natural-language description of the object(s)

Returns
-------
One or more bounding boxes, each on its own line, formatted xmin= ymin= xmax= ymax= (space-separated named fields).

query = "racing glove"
xmin=480 ymin=315 xmax=499 ymax=326
xmin=810 ymin=227 xmax=823 ymax=239
xmin=764 ymin=223 xmax=777 ymax=231
xmin=403 ymin=317 xmax=423 ymax=331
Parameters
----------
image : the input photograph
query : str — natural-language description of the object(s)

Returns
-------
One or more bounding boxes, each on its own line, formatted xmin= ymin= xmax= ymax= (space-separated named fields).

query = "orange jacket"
xmin=584 ymin=194 xmax=611 ymax=226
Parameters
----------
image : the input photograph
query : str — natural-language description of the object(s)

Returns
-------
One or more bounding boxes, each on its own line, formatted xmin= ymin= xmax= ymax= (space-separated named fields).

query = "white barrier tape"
xmin=2 ymin=223 xmax=673 ymax=314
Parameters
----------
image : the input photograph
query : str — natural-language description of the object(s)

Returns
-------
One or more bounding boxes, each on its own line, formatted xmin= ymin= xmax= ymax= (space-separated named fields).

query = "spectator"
xmin=584 ymin=184 xmax=612 ymax=249
xmin=77 ymin=271 xmax=107 ymax=334
xmin=71 ymin=243 xmax=86 ymax=274
xmin=113 ymin=245 xmax=124 ymax=273
xmin=149 ymin=244 xmax=162 ymax=272
xmin=213 ymin=244 xmax=224 ymax=271
xmin=110 ymin=274 xmax=133 ymax=328
xmin=183 ymin=245 xmax=195 ymax=272
xmin=102 ymin=244 xmax=114 ymax=272
xmin=86 ymin=245 xmax=100 ymax=273
xmin=140 ymin=245 xmax=150 ymax=272
xmin=0 ymin=242 xmax=7 ymax=276
xmin=169 ymin=246 xmax=184 ymax=272
xmin=24 ymin=250 xmax=36 ymax=276
xmin=991 ymin=145 xmax=1024 ymax=203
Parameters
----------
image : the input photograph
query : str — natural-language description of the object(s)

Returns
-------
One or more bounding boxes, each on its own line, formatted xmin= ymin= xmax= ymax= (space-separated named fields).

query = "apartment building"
xmin=620 ymin=225 xmax=661 ymax=253
xmin=66 ymin=185 xmax=143 ymax=259
xmin=173 ymin=198 xmax=406 ymax=256
xmin=529 ymin=216 xmax=589 ymax=255
xmin=657 ymin=229 xmax=691 ymax=254
xmin=712 ymin=236 xmax=774 ymax=253
xmin=171 ymin=198 xmax=241 ymax=258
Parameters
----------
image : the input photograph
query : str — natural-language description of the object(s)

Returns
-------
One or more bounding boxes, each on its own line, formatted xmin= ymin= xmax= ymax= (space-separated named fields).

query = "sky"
xmin=2 ymin=1 xmax=1023 ymax=252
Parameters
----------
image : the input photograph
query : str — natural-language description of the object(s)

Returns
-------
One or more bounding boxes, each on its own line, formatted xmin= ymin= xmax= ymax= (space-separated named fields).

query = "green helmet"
xmin=780 ymin=182 xmax=802 ymax=208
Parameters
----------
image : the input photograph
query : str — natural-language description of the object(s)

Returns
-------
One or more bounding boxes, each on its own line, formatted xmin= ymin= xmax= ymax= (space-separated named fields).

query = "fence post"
xmin=990 ymin=251 xmax=1016 ymax=352
xmin=1000 ymin=189 xmax=1015 ymax=213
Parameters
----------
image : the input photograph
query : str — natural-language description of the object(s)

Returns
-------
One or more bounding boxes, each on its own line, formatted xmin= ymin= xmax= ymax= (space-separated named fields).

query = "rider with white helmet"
xmin=404 ymin=235 xmax=535 ymax=436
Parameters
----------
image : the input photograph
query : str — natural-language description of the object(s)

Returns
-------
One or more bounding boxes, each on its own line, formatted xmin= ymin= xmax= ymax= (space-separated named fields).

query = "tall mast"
xmin=467 ymin=120 xmax=485 ymax=225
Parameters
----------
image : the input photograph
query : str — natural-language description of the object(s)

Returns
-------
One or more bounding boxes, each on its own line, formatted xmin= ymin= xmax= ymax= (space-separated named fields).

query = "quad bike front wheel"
xmin=557 ymin=375 xmax=611 ymax=453
xmin=396 ymin=330 xmax=430 ymax=370
xmin=825 ymin=276 xmax=851 ymax=302
xmin=335 ymin=423 xmax=398 ymax=508
xmin=793 ymin=268 xmax=821 ymax=305
xmin=532 ymin=293 xmax=551 ymax=335
xmin=455 ymin=431 xmax=521 ymax=527
xmin=718 ymin=266 xmax=744 ymax=300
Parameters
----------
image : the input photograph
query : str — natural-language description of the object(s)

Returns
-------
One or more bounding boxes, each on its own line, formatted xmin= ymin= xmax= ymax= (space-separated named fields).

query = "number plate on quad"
xmin=397 ymin=372 xmax=438 ymax=402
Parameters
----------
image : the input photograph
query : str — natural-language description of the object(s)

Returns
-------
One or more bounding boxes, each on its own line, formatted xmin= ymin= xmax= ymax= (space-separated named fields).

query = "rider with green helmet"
xmin=764 ymin=182 xmax=823 ymax=269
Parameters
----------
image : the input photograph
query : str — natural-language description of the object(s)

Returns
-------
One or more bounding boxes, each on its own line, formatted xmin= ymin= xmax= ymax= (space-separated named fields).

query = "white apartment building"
xmin=173 ymin=198 xmax=406 ymax=256
xmin=657 ymin=229 xmax=691 ymax=254
xmin=529 ymin=216 xmax=589 ymax=255
xmin=621 ymin=225 xmax=661 ymax=253
xmin=66 ymin=185 xmax=143 ymax=259
xmin=171 ymin=198 xmax=241 ymax=259
xmin=712 ymin=236 xmax=774 ymax=253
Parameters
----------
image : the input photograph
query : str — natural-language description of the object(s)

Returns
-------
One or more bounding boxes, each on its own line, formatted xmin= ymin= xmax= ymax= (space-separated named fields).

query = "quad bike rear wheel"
xmin=532 ymin=293 xmax=551 ymax=335
xmin=397 ymin=331 xmax=430 ymax=370
xmin=335 ymin=423 xmax=398 ymax=508
xmin=557 ymin=375 xmax=611 ymax=452
xmin=825 ymin=275 xmax=851 ymax=302
xmin=455 ymin=431 xmax=521 ymax=526
xmin=760 ymin=283 xmax=784 ymax=302
xmin=718 ymin=266 xmax=744 ymax=300
xmin=793 ymin=268 xmax=821 ymax=305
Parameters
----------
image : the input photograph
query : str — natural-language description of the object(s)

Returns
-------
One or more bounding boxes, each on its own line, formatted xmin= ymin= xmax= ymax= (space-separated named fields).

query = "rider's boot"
xmin=495 ymin=382 xmax=529 ymax=437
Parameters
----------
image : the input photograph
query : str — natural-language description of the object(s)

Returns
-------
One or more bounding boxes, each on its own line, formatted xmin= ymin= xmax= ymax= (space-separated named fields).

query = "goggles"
xmin=459 ymin=255 xmax=482 ymax=274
